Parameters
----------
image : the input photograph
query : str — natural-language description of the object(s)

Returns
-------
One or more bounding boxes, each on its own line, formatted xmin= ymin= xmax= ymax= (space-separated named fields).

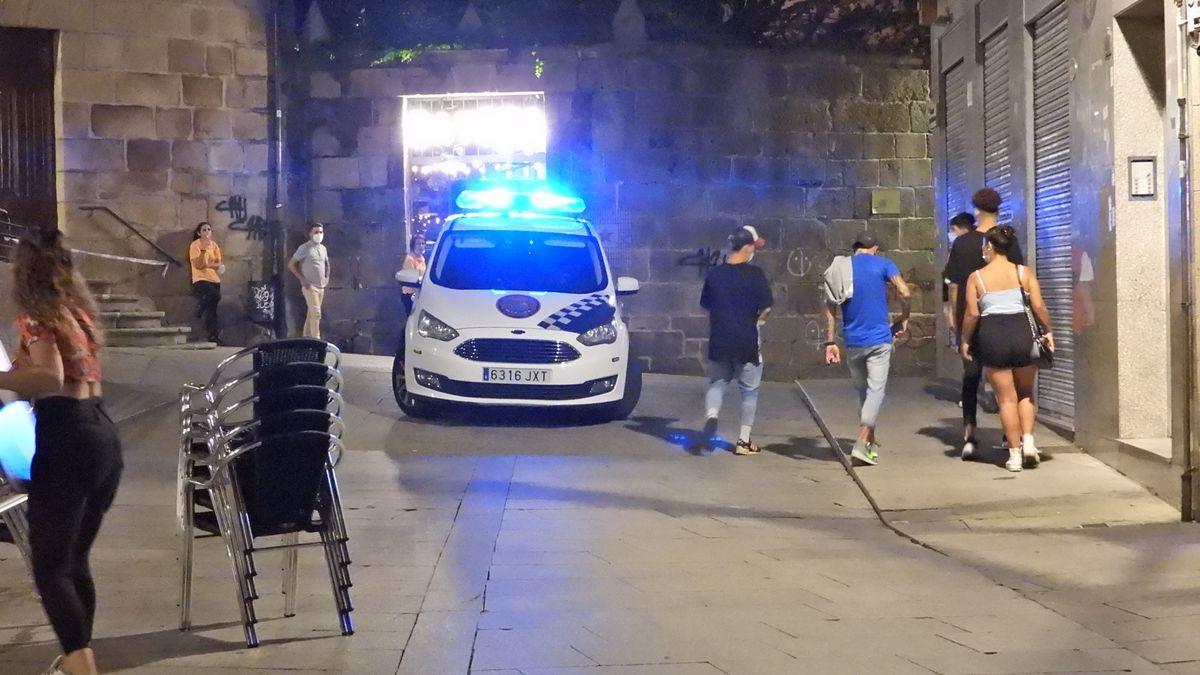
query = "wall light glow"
xmin=404 ymin=105 xmax=548 ymax=155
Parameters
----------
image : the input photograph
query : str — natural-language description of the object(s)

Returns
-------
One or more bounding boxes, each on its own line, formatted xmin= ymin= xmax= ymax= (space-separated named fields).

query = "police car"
xmin=393 ymin=184 xmax=642 ymax=419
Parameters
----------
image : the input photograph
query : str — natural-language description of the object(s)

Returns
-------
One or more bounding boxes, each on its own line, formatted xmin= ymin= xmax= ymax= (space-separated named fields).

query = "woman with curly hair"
xmin=0 ymin=230 xmax=121 ymax=675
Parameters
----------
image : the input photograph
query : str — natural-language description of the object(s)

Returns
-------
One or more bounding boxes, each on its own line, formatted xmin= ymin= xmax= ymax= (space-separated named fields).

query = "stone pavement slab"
xmin=802 ymin=376 xmax=1198 ymax=673
xmin=0 ymin=351 xmax=1177 ymax=673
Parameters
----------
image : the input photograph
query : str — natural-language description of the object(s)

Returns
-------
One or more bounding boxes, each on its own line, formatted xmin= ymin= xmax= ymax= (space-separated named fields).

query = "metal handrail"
xmin=78 ymin=205 xmax=184 ymax=268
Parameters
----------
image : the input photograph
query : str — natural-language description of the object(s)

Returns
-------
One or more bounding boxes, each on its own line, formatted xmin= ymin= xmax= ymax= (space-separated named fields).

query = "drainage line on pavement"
xmin=793 ymin=380 xmax=949 ymax=558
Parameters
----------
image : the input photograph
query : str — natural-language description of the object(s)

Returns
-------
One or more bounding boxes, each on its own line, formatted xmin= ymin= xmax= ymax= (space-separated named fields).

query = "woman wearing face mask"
xmin=400 ymin=233 xmax=426 ymax=318
xmin=189 ymin=222 xmax=224 ymax=344
xmin=288 ymin=222 xmax=330 ymax=339
xmin=958 ymin=226 xmax=1054 ymax=472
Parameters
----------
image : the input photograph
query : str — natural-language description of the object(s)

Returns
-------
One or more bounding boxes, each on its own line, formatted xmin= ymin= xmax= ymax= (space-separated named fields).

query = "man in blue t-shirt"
xmin=821 ymin=232 xmax=912 ymax=465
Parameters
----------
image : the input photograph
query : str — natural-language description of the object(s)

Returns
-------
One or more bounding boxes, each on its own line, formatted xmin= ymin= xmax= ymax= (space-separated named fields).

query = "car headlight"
xmin=577 ymin=322 xmax=618 ymax=346
xmin=417 ymin=311 xmax=459 ymax=342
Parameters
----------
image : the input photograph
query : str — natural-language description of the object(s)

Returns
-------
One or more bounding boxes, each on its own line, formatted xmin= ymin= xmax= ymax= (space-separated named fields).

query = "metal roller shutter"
xmin=982 ymin=29 xmax=1012 ymax=227
xmin=1031 ymin=2 xmax=1075 ymax=428
xmin=943 ymin=63 xmax=969 ymax=219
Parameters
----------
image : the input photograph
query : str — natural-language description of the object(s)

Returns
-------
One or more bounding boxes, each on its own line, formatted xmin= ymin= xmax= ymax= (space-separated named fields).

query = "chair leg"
xmin=178 ymin=484 xmax=196 ymax=631
xmin=211 ymin=480 xmax=258 ymax=648
xmin=319 ymin=527 xmax=353 ymax=636
xmin=282 ymin=532 xmax=299 ymax=617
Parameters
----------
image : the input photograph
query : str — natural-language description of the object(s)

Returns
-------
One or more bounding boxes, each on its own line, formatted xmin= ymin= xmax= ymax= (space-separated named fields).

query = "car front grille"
xmin=439 ymin=377 xmax=610 ymax=401
xmin=454 ymin=338 xmax=581 ymax=364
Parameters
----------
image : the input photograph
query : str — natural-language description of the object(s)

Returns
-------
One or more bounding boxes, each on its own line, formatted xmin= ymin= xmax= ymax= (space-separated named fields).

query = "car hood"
xmin=418 ymin=286 xmax=616 ymax=334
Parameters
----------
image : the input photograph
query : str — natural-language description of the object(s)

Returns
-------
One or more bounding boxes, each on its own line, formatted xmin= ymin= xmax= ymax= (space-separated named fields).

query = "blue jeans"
xmin=846 ymin=343 xmax=893 ymax=429
xmin=705 ymin=360 xmax=764 ymax=432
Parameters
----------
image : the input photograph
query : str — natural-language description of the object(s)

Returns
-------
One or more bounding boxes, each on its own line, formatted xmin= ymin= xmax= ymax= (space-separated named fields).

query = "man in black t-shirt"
xmin=943 ymin=188 xmax=1024 ymax=460
xmin=700 ymin=226 xmax=774 ymax=455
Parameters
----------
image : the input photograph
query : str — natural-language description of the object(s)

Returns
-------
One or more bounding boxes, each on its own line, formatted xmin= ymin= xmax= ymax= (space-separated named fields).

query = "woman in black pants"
xmin=0 ymin=231 xmax=121 ymax=675
xmin=189 ymin=222 xmax=224 ymax=344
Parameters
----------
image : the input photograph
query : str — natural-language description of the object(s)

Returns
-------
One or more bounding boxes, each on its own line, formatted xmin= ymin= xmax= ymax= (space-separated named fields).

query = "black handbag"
xmin=1016 ymin=265 xmax=1053 ymax=369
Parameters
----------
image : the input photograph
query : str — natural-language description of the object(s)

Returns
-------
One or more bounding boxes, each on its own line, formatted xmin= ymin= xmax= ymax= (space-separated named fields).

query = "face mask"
xmin=311 ymin=233 xmax=324 ymax=244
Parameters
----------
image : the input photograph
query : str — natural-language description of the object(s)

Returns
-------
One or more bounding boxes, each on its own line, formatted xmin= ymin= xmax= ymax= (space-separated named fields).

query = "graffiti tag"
xmin=216 ymin=195 xmax=272 ymax=241
xmin=678 ymin=247 xmax=726 ymax=276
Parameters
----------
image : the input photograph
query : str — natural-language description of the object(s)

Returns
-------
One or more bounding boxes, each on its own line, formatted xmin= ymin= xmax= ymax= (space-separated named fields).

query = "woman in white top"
xmin=959 ymin=226 xmax=1055 ymax=472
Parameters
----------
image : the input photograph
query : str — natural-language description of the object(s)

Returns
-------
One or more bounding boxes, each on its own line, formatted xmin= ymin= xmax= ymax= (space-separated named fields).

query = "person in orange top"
xmin=0 ymin=230 xmax=120 ymax=675
xmin=189 ymin=222 xmax=224 ymax=344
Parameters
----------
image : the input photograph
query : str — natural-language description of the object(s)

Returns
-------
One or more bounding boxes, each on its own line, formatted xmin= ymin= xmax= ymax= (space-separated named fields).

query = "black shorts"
xmin=974 ymin=313 xmax=1034 ymax=369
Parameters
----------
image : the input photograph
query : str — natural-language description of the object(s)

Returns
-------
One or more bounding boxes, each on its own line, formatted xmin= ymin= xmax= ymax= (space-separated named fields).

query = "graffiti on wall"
xmin=677 ymin=247 xmax=726 ymax=276
xmin=216 ymin=195 xmax=272 ymax=241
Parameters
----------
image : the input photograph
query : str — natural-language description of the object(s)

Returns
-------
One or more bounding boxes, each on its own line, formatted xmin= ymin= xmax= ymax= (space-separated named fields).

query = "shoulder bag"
xmin=1017 ymin=265 xmax=1053 ymax=369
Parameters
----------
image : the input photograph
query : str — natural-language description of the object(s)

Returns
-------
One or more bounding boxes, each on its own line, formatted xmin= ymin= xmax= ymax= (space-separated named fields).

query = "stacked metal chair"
xmin=0 ymin=464 xmax=31 ymax=571
xmin=177 ymin=338 xmax=353 ymax=647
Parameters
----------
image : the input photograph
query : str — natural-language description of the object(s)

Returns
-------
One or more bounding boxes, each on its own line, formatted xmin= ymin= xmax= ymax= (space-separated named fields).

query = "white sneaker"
xmin=1005 ymin=448 xmax=1023 ymax=472
xmin=1022 ymin=434 xmax=1040 ymax=468
xmin=961 ymin=440 xmax=976 ymax=461
xmin=43 ymin=656 xmax=68 ymax=675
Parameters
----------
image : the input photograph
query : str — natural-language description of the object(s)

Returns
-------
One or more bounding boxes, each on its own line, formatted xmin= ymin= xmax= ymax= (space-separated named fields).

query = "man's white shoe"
xmin=1005 ymin=448 xmax=1023 ymax=472
xmin=961 ymin=440 xmax=976 ymax=461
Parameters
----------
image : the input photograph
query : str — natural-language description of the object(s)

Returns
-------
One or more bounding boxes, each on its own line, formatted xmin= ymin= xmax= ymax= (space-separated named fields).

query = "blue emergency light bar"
xmin=456 ymin=184 xmax=586 ymax=215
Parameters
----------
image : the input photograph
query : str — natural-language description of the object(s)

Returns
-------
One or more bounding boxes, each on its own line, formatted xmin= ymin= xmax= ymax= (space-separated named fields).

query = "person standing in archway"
xmin=289 ymin=222 xmax=330 ymax=339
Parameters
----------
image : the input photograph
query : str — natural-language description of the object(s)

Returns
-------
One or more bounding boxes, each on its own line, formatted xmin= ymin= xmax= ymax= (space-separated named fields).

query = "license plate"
xmin=482 ymin=368 xmax=551 ymax=383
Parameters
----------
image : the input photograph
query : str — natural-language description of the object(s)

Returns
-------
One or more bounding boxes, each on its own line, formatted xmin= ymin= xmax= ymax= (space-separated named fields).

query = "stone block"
xmin=703 ymin=129 xmax=762 ymax=157
xmin=789 ymin=158 xmax=826 ymax=188
xmin=317 ymin=158 xmax=361 ymax=190
xmin=347 ymin=69 xmax=403 ymax=97
xmin=171 ymin=141 xmax=208 ymax=171
xmin=671 ymin=316 xmax=709 ymax=340
xmin=449 ymin=62 xmax=497 ymax=92
xmin=841 ymin=160 xmax=881 ymax=188
xmin=758 ymin=186 xmax=806 ymax=218
xmin=311 ymin=126 xmax=342 ymax=157
xmin=156 ymin=108 xmax=193 ymax=140
xmin=58 ymin=32 xmax=86 ymax=70
xmin=826 ymin=134 xmax=861 ymax=160
xmin=785 ymin=101 xmax=833 ymax=133
xmin=696 ymin=156 xmax=732 ymax=182
xmin=733 ymin=157 xmax=790 ymax=186
xmin=244 ymin=77 xmax=269 ymax=109
xmin=709 ymin=186 xmax=757 ymax=214
xmin=360 ymin=157 xmax=389 ymax=188
xmin=896 ymin=134 xmax=928 ymax=159
xmin=209 ymin=142 xmax=245 ymax=172
xmin=789 ymin=65 xmax=862 ymax=98
xmin=310 ymin=71 xmax=341 ymax=99
xmin=168 ymin=39 xmax=206 ymax=74
xmin=171 ymin=172 xmax=196 ymax=195
xmin=233 ymin=112 xmax=268 ymax=141
xmin=216 ymin=8 xmax=248 ymax=44
xmin=901 ymin=218 xmax=937 ymax=250
xmin=357 ymin=126 xmax=395 ymax=154
xmin=206 ymin=46 xmax=235 ymax=78
xmin=911 ymin=101 xmax=933 ymax=134
xmin=862 ymin=68 xmax=931 ymax=102
xmin=91 ymin=104 xmax=155 ymax=139
xmin=194 ymin=109 xmax=233 ymax=140
xmin=862 ymin=134 xmax=896 ymax=159
xmin=781 ymin=218 xmax=830 ymax=250
xmin=182 ymin=76 xmax=223 ymax=108
xmin=147 ymin=2 xmax=194 ymax=38
xmin=915 ymin=187 xmax=935 ymax=217
xmin=122 ymin=195 xmax=178 ymax=229
xmin=235 ymin=47 xmax=268 ymax=77
xmin=61 ymin=102 xmax=91 ymax=139
xmin=310 ymin=190 xmax=344 ymax=222
xmin=901 ymin=159 xmax=933 ymax=187
xmin=123 ymin=37 xmax=169 ymax=73
xmin=804 ymin=188 xmax=855 ymax=219
xmin=26 ymin=0 xmax=92 ymax=32
xmin=231 ymin=173 xmax=268 ymax=197
xmin=116 ymin=73 xmax=180 ymax=106
xmin=62 ymin=139 xmax=125 ymax=171
xmin=191 ymin=8 xmax=219 ymax=41
xmin=888 ymin=251 xmax=938 ymax=283
xmin=61 ymin=70 xmax=116 ymax=103
xmin=880 ymin=159 xmax=903 ymax=186
xmin=626 ymin=58 xmax=684 ymax=92
xmin=85 ymin=34 xmax=123 ymax=70
xmin=126 ymin=139 xmax=171 ymax=172
xmin=832 ymin=102 xmax=911 ymax=133
xmin=244 ymin=143 xmax=269 ymax=173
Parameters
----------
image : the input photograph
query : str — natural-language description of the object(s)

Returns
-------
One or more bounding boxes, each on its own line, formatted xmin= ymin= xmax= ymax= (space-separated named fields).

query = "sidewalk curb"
xmin=793 ymin=379 xmax=949 ymax=558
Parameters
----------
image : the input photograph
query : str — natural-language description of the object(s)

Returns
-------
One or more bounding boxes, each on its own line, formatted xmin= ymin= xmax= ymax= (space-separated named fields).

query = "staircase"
xmin=89 ymin=280 xmax=215 ymax=349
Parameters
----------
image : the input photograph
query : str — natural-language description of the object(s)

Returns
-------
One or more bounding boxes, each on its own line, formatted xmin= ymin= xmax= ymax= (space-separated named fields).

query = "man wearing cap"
xmin=823 ymin=231 xmax=912 ymax=465
xmin=700 ymin=225 xmax=773 ymax=455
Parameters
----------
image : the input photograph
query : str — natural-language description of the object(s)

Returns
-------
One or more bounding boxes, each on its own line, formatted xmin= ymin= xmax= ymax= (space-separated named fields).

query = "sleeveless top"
xmin=975 ymin=266 xmax=1027 ymax=317
xmin=17 ymin=308 xmax=102 ymax=383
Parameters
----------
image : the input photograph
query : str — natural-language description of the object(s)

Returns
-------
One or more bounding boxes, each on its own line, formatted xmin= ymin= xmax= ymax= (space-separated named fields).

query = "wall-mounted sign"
xmin=1128 ymin=156 xmax=1156 ymax=200
xmin=871 ymin=188 xmax=902 ymax=215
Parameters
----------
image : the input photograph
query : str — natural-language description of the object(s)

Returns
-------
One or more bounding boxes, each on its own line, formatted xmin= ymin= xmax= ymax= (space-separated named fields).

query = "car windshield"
xmin=431 ymin=230 xmax=608 ymax=294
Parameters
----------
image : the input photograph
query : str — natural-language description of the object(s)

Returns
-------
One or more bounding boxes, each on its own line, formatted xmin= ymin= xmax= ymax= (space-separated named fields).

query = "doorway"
xmin=0 ymin=27 xmax=56 ymax=231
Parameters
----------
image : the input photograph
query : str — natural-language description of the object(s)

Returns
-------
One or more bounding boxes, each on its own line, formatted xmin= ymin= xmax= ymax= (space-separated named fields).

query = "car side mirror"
xmin=395 ymin=269 xmax=422 ymax=289
xmin=616 ymin=277 xmax=640 ymax=296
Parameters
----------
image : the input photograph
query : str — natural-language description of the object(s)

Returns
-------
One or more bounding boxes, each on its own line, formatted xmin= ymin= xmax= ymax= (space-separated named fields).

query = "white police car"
xmin=393 ymin=184 xmax=642 ymax=419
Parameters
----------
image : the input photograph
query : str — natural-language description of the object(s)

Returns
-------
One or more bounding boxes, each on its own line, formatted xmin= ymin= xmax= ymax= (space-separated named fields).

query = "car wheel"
xmin=392 ymin=345 xmax=434 ymax=419
xmin=606 ymin=360 xmax=643 ymax=421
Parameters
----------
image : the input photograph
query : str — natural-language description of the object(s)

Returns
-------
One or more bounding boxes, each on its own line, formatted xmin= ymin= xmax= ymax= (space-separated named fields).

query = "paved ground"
xmin=0 ymin=348 xmax=1195 ymax=673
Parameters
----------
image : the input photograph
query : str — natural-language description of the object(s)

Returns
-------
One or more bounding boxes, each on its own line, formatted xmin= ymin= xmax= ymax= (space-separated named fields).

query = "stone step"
xmin=105 ymin=326 xmax=191 ymax=348
xmin=96 ymin=294 xmax=156 ymax=312
xmin=86 ymin=279 xmax=114 ymax=295
xmin=99 ymin=310 xmax=166 ymax=329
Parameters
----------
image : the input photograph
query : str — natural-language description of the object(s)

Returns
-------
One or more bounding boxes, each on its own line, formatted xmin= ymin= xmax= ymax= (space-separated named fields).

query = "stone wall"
xmin=302 ymin=45 xmax=936 ymax=379
xmin=0 ymin=0 xmax=272 ymax=344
